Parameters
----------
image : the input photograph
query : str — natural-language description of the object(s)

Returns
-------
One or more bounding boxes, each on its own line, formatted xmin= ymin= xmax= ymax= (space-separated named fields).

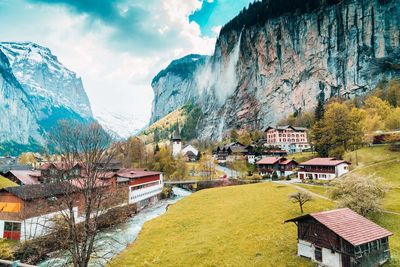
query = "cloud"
xmin=29 ymin=0 xmax=214 ymax=55
xmin=1 ymin=0 xmax=217 ymax=130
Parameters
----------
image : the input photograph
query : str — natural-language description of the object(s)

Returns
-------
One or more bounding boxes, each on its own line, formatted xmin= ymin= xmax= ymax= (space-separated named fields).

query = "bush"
xmin=262 ymin=174 xmax=271 ymax=180
xmin=271 ymin=171 xmax=279 ymax=181
xmin=286 ymin=176 xmax=291 ymax=181
xmin=0 ymin=239 xmax=15 ymax=260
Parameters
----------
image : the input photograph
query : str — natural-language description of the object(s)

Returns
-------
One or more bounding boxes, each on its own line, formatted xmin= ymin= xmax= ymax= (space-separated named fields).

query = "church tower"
xmin=172 ymin=123 xmax=182 ymax=159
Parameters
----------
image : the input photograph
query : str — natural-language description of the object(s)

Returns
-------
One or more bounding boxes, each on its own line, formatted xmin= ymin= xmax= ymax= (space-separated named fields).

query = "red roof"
xmin=287 ymin=208 xmax=392 ymax=246
xmin=9 ymin=170 xmax=40 ymax=185
xmin=300 ymin=158 xmax=349 ymax=166
xmin=116 ymin=169 xmax=161 ymax=179
xmin=280 ymin=159 xmax=297 ymax=165
xmin=256 ymin=157 xmax=282 ymax=165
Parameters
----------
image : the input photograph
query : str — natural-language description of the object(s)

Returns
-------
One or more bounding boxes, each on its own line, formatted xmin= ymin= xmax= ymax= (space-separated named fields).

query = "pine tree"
xmin=314 ymin=99 xmax=325 ymax=121
xmin=272 ymin=171 xmax=279 ymax=181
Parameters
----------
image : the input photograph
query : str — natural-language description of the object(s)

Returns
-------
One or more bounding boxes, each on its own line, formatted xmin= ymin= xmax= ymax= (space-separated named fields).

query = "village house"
xmin=264 ymin=125 xmax=311 ymax=153
xmin=38 ymin=162 xmax=83 ymax=183
xmin=285 ymin=208 xmax=393 ymax=267
xmin=297 ymin=158 xmax=350 ymax=180
xmin=0 ymin=182 xmax=83 ymax=241
xmin=213 ymin=142 xmax=249 ymax=164
xmin=116 ymin=169 xmax=164 ymax=210
xmin=256 ymin=157 xmax=298 ymax=177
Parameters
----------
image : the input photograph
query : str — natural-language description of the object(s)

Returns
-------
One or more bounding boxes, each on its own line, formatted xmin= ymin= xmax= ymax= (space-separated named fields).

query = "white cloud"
xmin=1 ymin=0 xmax=216 ymax=129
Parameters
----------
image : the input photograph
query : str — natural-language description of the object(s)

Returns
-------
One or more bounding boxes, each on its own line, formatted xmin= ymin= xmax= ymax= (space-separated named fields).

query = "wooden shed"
xmin=285 ymin=208 xmax=393 ymax=267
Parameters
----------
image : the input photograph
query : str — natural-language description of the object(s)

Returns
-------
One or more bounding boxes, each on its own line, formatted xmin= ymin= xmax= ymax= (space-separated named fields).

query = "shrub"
xmin=271 ymin=171 xmax=279 ymax=181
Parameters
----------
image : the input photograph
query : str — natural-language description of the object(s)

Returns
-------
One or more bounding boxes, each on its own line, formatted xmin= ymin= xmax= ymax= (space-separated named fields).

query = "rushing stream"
xmin=40 ymin=187 xmax=192 ymax=267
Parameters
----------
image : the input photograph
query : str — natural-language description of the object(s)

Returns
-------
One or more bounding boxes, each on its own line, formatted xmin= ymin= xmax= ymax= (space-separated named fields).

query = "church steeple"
xmin=172 ymin=121 xmax=182 ymax=158
xmin=172 ymin=121 xmax=181 ymax=141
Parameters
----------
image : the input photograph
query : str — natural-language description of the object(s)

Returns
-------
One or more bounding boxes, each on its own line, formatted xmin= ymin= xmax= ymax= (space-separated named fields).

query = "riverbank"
xmin=39 ymin=187 xmax=191 ymax=266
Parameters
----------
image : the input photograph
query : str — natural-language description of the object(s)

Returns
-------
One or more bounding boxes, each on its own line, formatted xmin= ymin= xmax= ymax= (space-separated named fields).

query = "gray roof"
xmin=172 ymin=123 xmax=181 ymax=140
xmin=265 ymin=125 xmax=307 ymax=131
xmin=4 ymin=182 xmax=78 ymax=201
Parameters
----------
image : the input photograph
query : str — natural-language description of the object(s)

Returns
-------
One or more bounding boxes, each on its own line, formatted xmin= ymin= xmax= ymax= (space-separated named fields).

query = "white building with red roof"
xmin=117 ymin=169 xmax=164 ymax=209
xmin=285 ymin=208 xmax=393 ymax=267
xmin=298 ymin=158 xmax=350 ymax=180
xmin=256 ymin=157 xmax=298 ymax=177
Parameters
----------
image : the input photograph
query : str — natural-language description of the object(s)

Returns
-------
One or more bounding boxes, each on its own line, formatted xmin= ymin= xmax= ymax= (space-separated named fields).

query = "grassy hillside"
xmin=110 ymin=183 xmax=333 ymax=267
xmin=140 ymin=108 xmax=186 ymax=144
xmin=344 ymin=146 xmax=400 ymax=213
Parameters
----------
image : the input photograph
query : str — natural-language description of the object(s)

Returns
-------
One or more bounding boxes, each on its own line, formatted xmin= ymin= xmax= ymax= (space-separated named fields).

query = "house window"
xmin=3 ymin=222 xmax=21 ymax=240
xmin=315 ymin=247 xmax=322 ymax=262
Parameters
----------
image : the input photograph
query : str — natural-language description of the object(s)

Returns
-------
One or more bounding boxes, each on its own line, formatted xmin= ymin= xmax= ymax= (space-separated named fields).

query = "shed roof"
xmin=300 ymin=158 xmax=349 ymax=166
xmin=116 ymin=169 xmax=161 ymax=179
xmin=285 ymin=208 xmax=393 ymax=246
xmin=8 ymin=170 xmax=40 ymax=185
xmin=256 ymin=157 xmax=283 ymax=165
xmin=4 ymin=182 xmax=78 ymax=201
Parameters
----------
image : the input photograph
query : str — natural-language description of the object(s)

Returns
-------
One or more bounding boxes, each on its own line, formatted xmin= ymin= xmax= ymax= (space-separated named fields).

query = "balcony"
xmin=300 ymin=168 xmax=335 ymax=174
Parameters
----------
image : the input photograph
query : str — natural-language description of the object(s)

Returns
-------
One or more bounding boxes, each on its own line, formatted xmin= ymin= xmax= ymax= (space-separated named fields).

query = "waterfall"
xmin=196 ymin=30 xmax=243 ymax=104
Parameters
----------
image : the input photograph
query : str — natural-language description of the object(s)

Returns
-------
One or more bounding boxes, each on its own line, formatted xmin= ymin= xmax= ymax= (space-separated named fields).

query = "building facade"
xmin=264 ymin=126 xmax=310 ymax=153
xmin=297 ymin=158 xmax=350 ymax=180
xmin=286 ymin=208 xmax=392 ymax=267
xmin=256 ymin=157 xmax=298 ymax=177
xmin=0 ymin=168 xmax=164 ymax=241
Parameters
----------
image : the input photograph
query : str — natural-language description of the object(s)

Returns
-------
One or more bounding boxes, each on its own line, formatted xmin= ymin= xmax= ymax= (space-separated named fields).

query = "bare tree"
xmin=289 ymin=192 xmax=313 ymax=213
xmin=48 ymin=120 xmax=124 ymax=267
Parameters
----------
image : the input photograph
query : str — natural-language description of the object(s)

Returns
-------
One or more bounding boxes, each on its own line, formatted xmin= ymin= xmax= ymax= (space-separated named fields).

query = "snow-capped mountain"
xmin=0 ymin=42 xmax=93 ymax=154
xmin=95 ymin=110 xmax=145 ymax=139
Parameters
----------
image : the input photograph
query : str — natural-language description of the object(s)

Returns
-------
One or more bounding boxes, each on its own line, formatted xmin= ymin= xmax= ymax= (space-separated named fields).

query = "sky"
xmin=0 ymin=0 xmax=253 ymax=129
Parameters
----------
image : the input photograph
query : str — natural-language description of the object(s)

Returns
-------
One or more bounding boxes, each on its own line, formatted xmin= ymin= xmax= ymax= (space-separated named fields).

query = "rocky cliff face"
xmin=150 ymin=54 xmax=208 ymax=124
xmin=151 ymin=0 xmax=400 ymax=140
xmin=0 ymin=42 xmax=93 ymax=153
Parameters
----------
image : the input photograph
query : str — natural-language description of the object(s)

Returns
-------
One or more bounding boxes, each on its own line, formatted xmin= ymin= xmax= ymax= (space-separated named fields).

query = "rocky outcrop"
xmin=150 ymin=54 xmax=208 ymax=123
xmin=151 ymin=0 xmax=400 ymax=140
xmin=0 ymin=42 xmax=93 ymax=153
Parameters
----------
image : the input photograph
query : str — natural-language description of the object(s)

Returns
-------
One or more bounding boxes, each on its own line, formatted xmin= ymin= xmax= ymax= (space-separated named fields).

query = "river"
xmin=40 ymin=187 xmax=192 ymax=267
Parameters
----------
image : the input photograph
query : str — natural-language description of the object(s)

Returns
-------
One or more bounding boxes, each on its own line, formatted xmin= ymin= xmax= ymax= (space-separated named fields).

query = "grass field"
xmin=110 ymin=182 xmax=400 ymax=266
xmin=296 ymin=184 xmax=330 ymax=198
xmin=110 ymin=183 xmax=334 ymax=267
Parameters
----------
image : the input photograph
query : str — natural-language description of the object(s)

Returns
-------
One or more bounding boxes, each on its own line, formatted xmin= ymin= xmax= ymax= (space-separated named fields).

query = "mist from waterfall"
xmin=195 ymin=31 xmax=242 ymax=104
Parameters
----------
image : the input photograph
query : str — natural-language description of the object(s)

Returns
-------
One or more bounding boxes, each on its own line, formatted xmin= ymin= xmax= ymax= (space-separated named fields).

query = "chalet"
xmin=182 ymin=145 xmax=199 ymax=162
xmin=285 ymin=208 xmax=393 ymax=267
xmin=256 ymin=157 xmax=298 ymax=177
xmin=214 ymin=142 xmax=249 ymax=163
xmin=298 ymin=158 xmax=350 ymax=180
xmin=264 ymin=125 xmax=311 ymax=153
xmin=39 ymin=162 xmax=83 ymax=183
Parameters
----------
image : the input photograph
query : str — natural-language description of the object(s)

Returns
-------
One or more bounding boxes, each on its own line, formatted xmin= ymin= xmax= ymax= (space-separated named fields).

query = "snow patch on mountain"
xmin=95 ymin=110 xmax=145 ymax=139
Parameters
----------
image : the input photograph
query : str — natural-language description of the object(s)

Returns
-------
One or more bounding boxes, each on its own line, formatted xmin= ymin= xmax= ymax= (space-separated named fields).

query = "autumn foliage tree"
xmin=312 ymin=102 xmax=363 ymax=159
